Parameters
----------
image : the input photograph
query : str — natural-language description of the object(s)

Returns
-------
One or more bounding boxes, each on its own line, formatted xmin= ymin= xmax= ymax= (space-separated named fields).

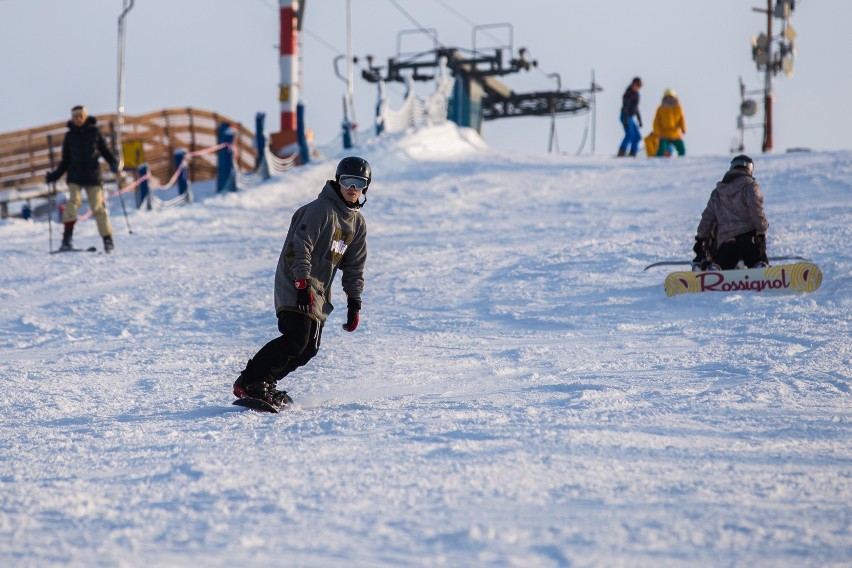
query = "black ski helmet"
xmin=730 ymin=154 xmax=754 ymax=175
xmin=335 ymin=156 xmax=371 ymax=191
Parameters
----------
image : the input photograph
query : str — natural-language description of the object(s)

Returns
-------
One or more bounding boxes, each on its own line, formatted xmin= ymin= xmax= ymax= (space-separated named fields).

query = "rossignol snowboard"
xmin=663 ymin=262 xmax=822 ymax=297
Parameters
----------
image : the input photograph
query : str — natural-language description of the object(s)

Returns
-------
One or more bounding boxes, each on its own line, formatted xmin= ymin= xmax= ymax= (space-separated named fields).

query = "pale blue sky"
xmin=1 ymin=0 xmax=849 ymax=156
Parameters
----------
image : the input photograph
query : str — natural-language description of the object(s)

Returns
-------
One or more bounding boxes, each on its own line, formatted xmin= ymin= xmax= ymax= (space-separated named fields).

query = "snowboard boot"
xmin=233 ymin=376 xmax=293 ymax=407
xmin=616 ymin=148 xmax=627 ymax=157
xmin=103 ymin=235 xmax=114 ymax=254
xmin=60 ymin=221 xmax=75 ymax=251
xmin=266 ymin=387 xmax=294 ymax=407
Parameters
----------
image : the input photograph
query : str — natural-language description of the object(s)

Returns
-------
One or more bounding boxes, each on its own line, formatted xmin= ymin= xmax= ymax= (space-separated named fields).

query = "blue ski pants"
xmin=619 ymin=117 xmax=641 ymax=155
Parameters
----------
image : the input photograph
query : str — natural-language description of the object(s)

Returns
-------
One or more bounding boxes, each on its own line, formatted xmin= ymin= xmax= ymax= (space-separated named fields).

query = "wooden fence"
xmin=0 ymin=108 xmax=257 ymax=217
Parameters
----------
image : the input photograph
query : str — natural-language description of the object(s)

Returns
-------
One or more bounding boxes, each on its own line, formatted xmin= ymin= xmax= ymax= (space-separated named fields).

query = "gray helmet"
xmin=730 ymin=154 xmax=754 ymax=175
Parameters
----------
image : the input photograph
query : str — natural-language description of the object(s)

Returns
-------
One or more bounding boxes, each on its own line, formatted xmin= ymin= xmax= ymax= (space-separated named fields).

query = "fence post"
xmin=254 ymin=112 xmax=266 ymax=167
xmin=136 ymin=164 xmax=151 ymax=210
xmin=342 ymin=120 xmax=353 ymax=149
xmin=255 ymin=112 xmax=270 ymax=180
xmin=217 ymin=122 xmax=236 ymax=193
xmin=174 ymin=148 xmax=190 ymax=202
xmin=297 ymin=103 xmax=310 ymax=165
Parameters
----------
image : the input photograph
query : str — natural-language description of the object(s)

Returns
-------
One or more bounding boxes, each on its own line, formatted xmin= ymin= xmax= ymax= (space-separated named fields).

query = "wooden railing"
xmin=0 ymin=107 xmax=257 ymax=217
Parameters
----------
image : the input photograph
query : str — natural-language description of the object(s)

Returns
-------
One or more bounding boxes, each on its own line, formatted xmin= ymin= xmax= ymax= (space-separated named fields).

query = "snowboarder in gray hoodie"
xmin=692 ymin=154 xmax=769 ymax=271
xmin=233 ymin=156 xmax=370 ymax=408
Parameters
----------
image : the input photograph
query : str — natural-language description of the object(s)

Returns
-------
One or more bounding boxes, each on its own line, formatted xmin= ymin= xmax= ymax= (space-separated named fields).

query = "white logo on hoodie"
xmin=331 ymin=238 xmax=348 ymax=256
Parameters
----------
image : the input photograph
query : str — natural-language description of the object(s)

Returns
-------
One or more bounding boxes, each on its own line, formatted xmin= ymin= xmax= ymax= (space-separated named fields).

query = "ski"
xmin=643 ymin=255 xmax=811 ymax=271
xmin=50 ymin=246 xmax=99 ymax=255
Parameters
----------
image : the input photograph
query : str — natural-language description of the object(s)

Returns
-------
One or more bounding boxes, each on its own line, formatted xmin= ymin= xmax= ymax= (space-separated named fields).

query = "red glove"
xmin=295 ymin=279 xmax=313 ymax=312
xmin=342 ymin=298 xmax=361 ymax=332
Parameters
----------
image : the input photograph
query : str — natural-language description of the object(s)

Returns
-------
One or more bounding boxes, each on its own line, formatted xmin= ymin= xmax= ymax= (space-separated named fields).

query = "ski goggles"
xmin=339 ymin=175 xmax=369 ymax=190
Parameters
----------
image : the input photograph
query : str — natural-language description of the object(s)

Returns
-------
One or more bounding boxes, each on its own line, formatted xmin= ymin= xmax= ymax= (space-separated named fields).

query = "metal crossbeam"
xmin=481 ymin=90 xmax=590 ymax=120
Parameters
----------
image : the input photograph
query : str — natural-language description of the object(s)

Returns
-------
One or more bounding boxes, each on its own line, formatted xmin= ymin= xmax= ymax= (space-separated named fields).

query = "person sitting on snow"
xmin=692 ymin=154 xmax=769 ymax=271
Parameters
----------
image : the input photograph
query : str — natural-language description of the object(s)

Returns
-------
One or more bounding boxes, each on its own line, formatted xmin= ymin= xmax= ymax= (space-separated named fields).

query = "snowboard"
xmin=50 ymin=246 xmax=98 ymax=254
xmin=663 ymin=262 xmax=822 ymax=297
xmin=232 ymin=397 xmax=282 ymax=413
xmin=644 ymin=255 xmax=811 ymax=271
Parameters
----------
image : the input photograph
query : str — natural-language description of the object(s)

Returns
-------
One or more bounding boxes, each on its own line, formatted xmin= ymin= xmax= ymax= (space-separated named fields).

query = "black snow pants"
xmin=240 ymin=310 xmax=323 ymax=387
xmin=714 ymin=231 xmax=768 ymax=270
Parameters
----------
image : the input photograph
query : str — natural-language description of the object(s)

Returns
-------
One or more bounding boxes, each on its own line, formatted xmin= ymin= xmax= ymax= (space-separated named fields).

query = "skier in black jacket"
xmin=46 ymin=105 xmax=119 ymax=252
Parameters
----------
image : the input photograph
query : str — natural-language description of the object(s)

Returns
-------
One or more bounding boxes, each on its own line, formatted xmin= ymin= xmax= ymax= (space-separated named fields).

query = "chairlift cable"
xmin=430 ymin=0 xmax=506 ymax=47
xmin=386 ymin=0 xmax=443 ymax=48
xmin=303 ymin=28 xmax=343 ymax=57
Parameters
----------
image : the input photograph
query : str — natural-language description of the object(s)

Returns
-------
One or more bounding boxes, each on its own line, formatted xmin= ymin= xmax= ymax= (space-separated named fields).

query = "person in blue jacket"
xmin=617 ymin=77 xmax=643 ymax=157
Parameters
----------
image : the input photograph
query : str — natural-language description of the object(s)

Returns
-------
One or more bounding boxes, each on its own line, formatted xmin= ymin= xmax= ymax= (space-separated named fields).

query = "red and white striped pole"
xmin=279 ymin=0 xmax=299 ymax=132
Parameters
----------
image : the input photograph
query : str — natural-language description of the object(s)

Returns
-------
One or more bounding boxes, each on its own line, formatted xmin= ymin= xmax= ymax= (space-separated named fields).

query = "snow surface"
xmin=1 ymin=123 xmax=850 ymax=567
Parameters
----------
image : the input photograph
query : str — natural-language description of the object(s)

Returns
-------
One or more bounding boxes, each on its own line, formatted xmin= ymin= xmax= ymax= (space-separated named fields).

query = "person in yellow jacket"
xmin=652 ymin=89 xmax=686 ymax=157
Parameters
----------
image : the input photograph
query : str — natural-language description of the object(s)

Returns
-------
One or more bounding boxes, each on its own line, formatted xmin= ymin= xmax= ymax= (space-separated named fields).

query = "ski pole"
xmin=115 ymin=174 xmax=133 ymax=234
xmin=47 ymin=185 xmax=53 ymax=252
xmin=47 ymin=135 xmax=55 ymax=253
xmin=47 ymin=183 xmax=55 ymax=253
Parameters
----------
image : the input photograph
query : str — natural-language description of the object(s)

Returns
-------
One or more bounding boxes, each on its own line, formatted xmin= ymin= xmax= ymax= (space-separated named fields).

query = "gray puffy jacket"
xmin=697 ymin=171 xmax=768 ymax=244
xmin=274 ymin=182 xmax=367 ymax=322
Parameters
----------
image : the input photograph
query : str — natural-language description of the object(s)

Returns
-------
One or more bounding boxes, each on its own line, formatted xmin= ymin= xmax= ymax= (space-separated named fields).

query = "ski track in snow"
xmin=1 ymin=124 xmax=850 ymax=567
